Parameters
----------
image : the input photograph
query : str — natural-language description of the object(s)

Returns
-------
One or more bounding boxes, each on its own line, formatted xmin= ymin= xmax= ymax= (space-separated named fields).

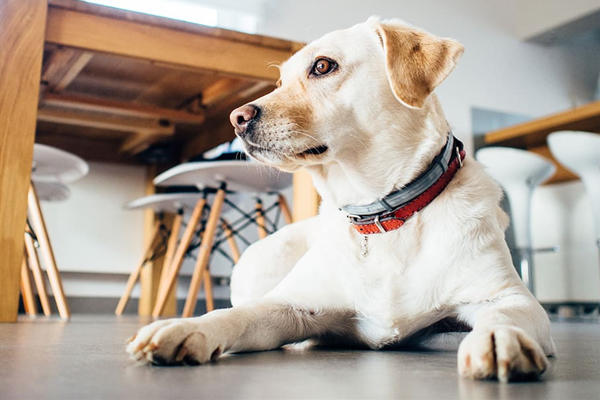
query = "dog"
xmin=127 ymin=17 xmax=555 ymax=382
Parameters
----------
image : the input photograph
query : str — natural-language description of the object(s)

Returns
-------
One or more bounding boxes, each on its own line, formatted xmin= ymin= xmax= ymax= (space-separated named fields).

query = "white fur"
xmin=127 ymin=18 xmax=554 ymax=382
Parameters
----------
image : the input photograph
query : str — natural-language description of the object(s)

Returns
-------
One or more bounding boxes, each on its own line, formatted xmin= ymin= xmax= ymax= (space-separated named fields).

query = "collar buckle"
xmin=373 ymin=215 xmax=387 ymax=233
xmin=456 ymin=147 xmax=463 ymax=168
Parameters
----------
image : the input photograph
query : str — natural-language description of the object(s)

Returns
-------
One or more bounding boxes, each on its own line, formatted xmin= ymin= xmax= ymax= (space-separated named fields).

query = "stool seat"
xmin=548 ymin=131 xmax=600 ymax=242
xmin=33 ymin=180 xmax=70 ymax=202
xmin=153 ymin=161 xmax=292 ymax=193
xmin=32 ymin=144 xmax=89 ymax=183
xmin=476 ymin=147 xmax=556 ymax=189
xmin=476 ymin=147 xmax=556 ymax=294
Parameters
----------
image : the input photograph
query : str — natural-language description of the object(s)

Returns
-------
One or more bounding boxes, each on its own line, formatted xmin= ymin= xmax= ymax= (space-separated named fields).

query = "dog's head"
xmin=230 ymin=17 xmax=463 ymax=174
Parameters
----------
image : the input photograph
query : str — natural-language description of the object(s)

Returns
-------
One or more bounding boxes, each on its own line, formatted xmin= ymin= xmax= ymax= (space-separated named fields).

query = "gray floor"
xmin=1 ymin=316 xmax=599 ymax=399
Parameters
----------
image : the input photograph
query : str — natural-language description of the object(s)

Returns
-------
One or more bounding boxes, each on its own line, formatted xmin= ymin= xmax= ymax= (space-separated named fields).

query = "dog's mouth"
xmin=296 ymin=144 xmax=329 ymax=158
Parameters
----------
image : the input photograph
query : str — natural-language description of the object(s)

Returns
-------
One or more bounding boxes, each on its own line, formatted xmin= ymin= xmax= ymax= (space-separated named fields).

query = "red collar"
xmin=343 ymin=134 xmax=466 ymax=235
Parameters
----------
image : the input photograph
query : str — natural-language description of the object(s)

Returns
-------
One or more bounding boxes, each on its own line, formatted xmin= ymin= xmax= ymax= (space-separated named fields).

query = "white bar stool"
xmin=476 ymin=147 xmax=556 ymax=294
xmin=151 ymin=161 xmax=292 ymax=318
xmin=548 ymin=131 xmax=600 ymax=253
xmin=22 ymin=144 xmax=89 ymax=319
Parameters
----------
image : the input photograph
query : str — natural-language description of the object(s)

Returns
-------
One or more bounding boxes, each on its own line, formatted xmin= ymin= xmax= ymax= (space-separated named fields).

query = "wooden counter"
xmin=484 ymin=101 xmax=600 ymax=183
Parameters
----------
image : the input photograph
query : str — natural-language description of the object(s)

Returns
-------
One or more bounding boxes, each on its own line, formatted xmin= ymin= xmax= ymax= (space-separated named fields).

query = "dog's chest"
xmin=347 ymin=227 xmax=453 ymax=345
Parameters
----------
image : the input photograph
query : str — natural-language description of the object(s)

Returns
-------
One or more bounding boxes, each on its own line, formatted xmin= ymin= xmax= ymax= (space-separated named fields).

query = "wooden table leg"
xmin=24 ymin=231 xmax=51 ymax=316
xmin=27 ymin=184 xmax=70 ymax=319
xmin=293 ymin=170 xmax=319 ymax=222
xmin=152 ymin=197 xmax=206 ymax=318
xmin=221 ymin=219 xmax=241 ymax=264
xmin=255 ymin=199 xmax=268 ymax=239
xmin=182 ymin=187 xmax=226 ymax=317
xmin=277 ymin=194 xmax=293 ymax=224
xmin=115 ymin=220 xmax=161 ymax=315
xmin=20 ymin=258 xmax=37 ymax=316
xmin=0 ymin=0 xmax=47 ymax=322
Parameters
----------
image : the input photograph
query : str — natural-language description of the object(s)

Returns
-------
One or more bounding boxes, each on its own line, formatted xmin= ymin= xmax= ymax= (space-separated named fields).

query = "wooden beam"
xmin=0 ymin=0 xmax=47 ymax=322
xmin=37 ymin=108 xmax=174 ymax=134
xmin=119 ymin=131 xmax=169 ymax=155
xmin=42 ymin=47 xmax=93 ymax=92
xmin=42 ymin=93 xmax=206 ymax=124
xmin=45 ymin=7 xmax=293 ymax=81
xmin=201 ymin=78 xmax=250 ymax=106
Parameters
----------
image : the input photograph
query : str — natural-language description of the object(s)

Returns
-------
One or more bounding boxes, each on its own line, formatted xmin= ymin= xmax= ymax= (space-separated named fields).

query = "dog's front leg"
xmin=127 ymin=302 xmax=353 ymax=365
xmin=457 ymin=291 xmax=555 ymax=382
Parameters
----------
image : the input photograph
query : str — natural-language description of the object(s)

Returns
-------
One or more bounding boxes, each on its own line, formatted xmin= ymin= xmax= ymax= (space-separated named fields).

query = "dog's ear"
xmin=374 ymin=22 xmax=463 ymax=108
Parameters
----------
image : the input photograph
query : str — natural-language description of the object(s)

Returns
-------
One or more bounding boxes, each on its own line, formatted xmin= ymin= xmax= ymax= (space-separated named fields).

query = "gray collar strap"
xmin=341 ymin=133 xmax=462 ymax=218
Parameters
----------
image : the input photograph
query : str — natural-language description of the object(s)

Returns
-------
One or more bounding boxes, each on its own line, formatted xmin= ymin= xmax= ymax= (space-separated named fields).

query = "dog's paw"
xmin=126 ymin=318 xmax=223 ymax=365
xmin=458 ymin=326 xmax=548 ymax=382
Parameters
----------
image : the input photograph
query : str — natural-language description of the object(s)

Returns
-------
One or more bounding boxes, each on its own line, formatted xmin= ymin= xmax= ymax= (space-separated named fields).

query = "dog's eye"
xmin=310 ymin=57 xmax=337 ymax=77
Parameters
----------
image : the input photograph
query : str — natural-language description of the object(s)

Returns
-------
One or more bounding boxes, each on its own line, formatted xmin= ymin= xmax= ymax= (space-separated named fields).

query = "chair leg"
xmin=20 ymin=258 xmax=37 ymax=316
xmin=24 ymin=230 xmax=51 ymax=316
xmin=115 ymin=221 xmax=161 ymax=316
xmin=255 ymin=199 xmax=268 ymax=239
xmin=182 ymin=188 xmax=226 ymax=317
xmin=27 ymin=183 xmax=70 ymax=319
xmin=156 ymin=212 xmax=183 ymax=316
xmin=152 ymin=198 xmax=206 ymax=318
xmin=202 ymin=268 xmax=214 ymax=312
xmin=222 ymin=219 xmax=241 ymax=264
xmin=277 ymin=194 xmax=293 ymax=225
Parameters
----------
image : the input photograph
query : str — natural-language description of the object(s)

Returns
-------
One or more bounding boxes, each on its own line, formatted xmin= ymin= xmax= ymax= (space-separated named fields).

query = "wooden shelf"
xmin=484 ymin=101 xmax=600 ymax=184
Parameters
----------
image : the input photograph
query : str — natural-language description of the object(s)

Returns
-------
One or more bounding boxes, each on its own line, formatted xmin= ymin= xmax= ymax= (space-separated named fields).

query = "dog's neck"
xmin=306 ymin=97 xmax=451 ymax=211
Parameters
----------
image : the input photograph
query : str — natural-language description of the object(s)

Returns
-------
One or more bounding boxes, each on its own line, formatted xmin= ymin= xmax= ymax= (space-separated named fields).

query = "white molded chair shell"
xmin=153 ymin=161 xmax=292 ymax=193
xmin=548 ymin=131 xmax=600 ymax=240
xmin=476 ymin=147 xmax=556 ymax=248
xmin=33 ymin=180 xmax=71 ymax=202
xmin=33 ymin=144 xmax=89 ymax=183
xmin=125 ymin=192 xmax=233 ymax=215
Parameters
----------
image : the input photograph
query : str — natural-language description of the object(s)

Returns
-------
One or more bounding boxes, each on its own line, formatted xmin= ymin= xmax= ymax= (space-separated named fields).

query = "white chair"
xmin=548 ymin=131 xmax=600 ymax=249
xmin=22 ymin=144 xmax=89 ymax=319
xmin=151 ymin=161 xmax=292 ymax=317
xmin=476 ymin=147 xmax=556 ymax=294
xmin=115 ymin=193 xmax=206 ymax=316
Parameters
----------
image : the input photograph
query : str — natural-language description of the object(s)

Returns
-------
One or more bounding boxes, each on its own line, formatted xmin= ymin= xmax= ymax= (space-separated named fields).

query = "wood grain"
xmin=0 ymin=0 xmax=47 ymax=322
xmin=45 ymin=7 xmax=294 ymax=81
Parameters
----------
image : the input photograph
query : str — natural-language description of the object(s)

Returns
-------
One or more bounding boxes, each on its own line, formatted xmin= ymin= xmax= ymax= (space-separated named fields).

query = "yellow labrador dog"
xmin=127 ymin=17 xmax=554 ymax=382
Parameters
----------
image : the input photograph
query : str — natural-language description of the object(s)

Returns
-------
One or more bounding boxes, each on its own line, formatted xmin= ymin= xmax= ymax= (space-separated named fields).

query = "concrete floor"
xmin=1 ymin=316 xmax=599 ymax=399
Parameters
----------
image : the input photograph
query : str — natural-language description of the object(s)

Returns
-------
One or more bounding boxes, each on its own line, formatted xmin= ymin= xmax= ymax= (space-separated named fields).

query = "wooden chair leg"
xmin=152 ymin=197 xmax=206 ymax=318
xmin=277 ymin=194 xmax=293 ymax=224
xmin=202 ymin=268 xmax=214 ymax=312
xmin=24 ymin=230 xmax=51 ymax=316
xmin=27 ymin=183 xmax=70 ymax=319
xmin=221 ymin=219 xmax=241 ymax=264
xmin=255 ymin=199 xmax=268 ymax=239
xmin=182 ymin=188 xmax=226 ymax=317
xmin=156 ymin=212 xmax=183 ymax=316
xmin=20 ymin=258 xmax=37 ymax=316
xmin=115 ymin=220 xmax=161 ymax=315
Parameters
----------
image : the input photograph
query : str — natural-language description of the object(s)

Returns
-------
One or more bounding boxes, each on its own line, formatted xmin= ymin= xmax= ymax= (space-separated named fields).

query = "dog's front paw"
xmin=458 ymin=326 xmax=548 ymax=382
xmin=126 ymin=318 xmax=223 ymax=365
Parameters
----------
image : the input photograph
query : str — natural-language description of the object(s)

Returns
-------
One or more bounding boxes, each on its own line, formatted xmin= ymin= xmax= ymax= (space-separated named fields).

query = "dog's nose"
xmin=230 ymin=104 xmax=260 ymax=136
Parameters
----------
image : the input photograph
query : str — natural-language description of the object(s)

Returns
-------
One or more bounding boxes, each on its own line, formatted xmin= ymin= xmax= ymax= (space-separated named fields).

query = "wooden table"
xmin=0 ymin=0 xmax=311 ymax=322
xmin=484 ymin=101 xmax=600 ymax=183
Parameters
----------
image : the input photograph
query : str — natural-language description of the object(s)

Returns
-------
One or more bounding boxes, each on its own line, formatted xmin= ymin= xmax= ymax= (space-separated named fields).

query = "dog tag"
xmin=360 ymin=235 xmax=369 ymax=257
